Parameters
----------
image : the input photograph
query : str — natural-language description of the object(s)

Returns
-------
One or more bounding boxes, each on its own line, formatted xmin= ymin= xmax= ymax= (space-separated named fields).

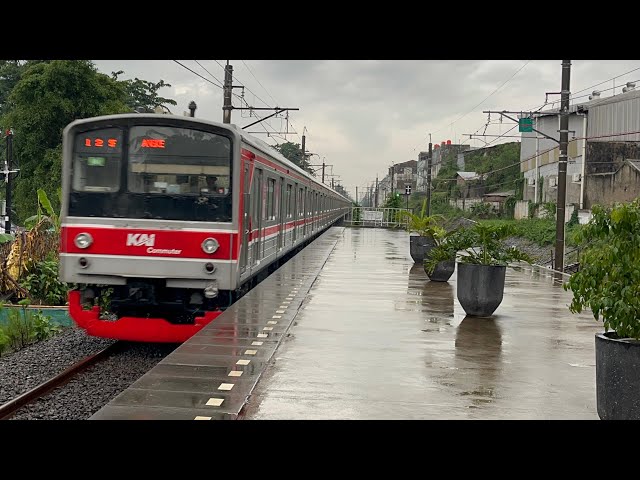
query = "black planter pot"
xmin=595 ymin=331 xmax=640 ymax=420
xmin=409 ymin=235 xmax=436 ymax=264
xmin=456 ymin=263 xmax=506 ymax=317
xmin=425 ymin=260 xmax=456 ymax=282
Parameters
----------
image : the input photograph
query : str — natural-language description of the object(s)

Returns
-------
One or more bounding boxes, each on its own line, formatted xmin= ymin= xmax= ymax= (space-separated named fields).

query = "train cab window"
xmin=127 ymin=126 xmax=231 ymax=196
xmin=72 ymin=128 xmax=122 ymax=192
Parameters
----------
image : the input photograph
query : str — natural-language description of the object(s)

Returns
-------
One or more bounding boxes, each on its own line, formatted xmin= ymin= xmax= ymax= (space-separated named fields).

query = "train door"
xmin=278 ymin=177 xmax=285 ymax=251
xmin=240 ymin=162 xmax=250 ymax=274
xmin=252 ymin=168 xmax=263 ymax=265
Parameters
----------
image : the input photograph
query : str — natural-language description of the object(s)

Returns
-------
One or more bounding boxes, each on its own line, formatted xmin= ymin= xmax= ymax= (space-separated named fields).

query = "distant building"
xmin=456 ymin=171 xmax=484 ymax=198
xmin=389 ymin=160 xmax=417 ymax=195
xmin=416 ymin=141 xmax=471 ymax=192
xmin=520 ymin=85 xmax=640 ymax=211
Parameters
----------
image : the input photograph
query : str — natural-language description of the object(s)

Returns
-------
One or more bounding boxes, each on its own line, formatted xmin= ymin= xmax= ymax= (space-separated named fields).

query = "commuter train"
xmin=59 ymin=113 xmax=350 ymax=342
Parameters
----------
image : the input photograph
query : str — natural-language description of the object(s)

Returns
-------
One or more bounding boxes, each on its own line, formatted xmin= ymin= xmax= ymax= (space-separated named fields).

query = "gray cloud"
xmin=93 ymin=59 xmax=640 ymax=197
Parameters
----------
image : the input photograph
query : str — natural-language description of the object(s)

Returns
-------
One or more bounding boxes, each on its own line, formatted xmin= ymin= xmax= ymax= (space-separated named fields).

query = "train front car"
xmin=59 ymin=114 xmax=239 ymax=342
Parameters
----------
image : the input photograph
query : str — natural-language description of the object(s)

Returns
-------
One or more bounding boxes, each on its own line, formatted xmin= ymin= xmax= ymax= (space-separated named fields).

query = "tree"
xmin=111 ymin=72 xmax=177 ymax=113
xmin=2 ymin=60 xmax=131 ymax=222
xmin=1 ymin=61 xmax=178 ymax=223
xmin=273 ymin=141 xmax=310 ymax=171
xmin=382 ymin=192 xmax=403 ymax=209
xmin=0 ymin=61 xmax=49 ymax=116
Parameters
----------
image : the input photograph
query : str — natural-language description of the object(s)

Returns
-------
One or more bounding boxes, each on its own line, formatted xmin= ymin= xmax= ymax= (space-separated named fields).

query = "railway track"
xmin=0 ymin=341 xmax=121 ymax=420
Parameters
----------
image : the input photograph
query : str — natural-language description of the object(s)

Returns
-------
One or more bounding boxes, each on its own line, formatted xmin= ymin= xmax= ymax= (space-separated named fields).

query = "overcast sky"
xmin=93 ymin=60 xmax=640 ymax=199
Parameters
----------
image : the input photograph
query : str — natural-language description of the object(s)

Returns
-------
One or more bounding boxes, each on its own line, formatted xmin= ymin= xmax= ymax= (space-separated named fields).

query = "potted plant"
xmin=426 ymin=223 xmax=533 ymax=316
xmin=400 ymin=199 xmax=445 ymax=264
xmin=564 ymin=199 xmax=640 ymax=420
xmin=422 ymin=226 xmax=456 ymax=282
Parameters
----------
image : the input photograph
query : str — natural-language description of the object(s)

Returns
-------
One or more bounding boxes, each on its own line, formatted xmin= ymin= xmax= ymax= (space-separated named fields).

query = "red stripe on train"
xmin=61 ymin=226 xmax=235 ymax=260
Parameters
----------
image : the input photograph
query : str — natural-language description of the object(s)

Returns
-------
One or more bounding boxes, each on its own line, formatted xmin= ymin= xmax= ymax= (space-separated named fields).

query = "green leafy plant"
xmin=1 ymin=300 xmax=61 ymax=352
xmin=0 ymin=233 xmax=14 ymax=244
xmin=541 ymin=202 xmax=556 ymax=220
xmin=425 ymin=222 xmax=533 ymax=273
xmin=20 ymin=258 xmax=69 ymax=305
xmin=400 ymin=199 xmax=445 ymax=238
xmin=31 ymin=310 xmax=62 ymax=341
xmin=5 ymin=299 xmax=34 ymax=350
xmin=0 ymin=327 xmax=9 ymax=356
xmin=0 ymin=303 xmax=9 ymax=356
xmin=97 ymin=287 xmax=114 ymax=316
xmin=470 ymin=202 xmax=495 ymax=219
xmin=564 ymin=199 xmax=640 ymax=339
xmin=567 ymin=208 xmax=579 ymax=228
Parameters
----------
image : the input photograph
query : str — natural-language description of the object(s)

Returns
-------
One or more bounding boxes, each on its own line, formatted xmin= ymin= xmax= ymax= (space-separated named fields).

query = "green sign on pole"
xmin=519 ymin=117 xmax=533 ymax=133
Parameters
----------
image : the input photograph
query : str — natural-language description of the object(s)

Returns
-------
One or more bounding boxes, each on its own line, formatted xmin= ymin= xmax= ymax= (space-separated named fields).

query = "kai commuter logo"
xmin=125 ymin=232 xmax=182 ymax=255
xmin=126 ymin=233 xmax=156 ymax=247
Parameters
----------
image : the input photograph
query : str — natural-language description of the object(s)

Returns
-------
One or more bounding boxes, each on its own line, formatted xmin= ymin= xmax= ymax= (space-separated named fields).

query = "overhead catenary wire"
xmin=213 ymin=60 xmax=272 ymax=108
xmin=408 ymin=60 xmax=532 ymax=157
xmin=430 ymin=60 xmax=531 ymax=137
xmin=241 ymin=60 xmax=279 ymax=106
xmin=194 ymin=60 xmax=224 ymax=88
xmin=173 ymin=60 xmax=223 ymax=89
xmin=417 ymin=127 xmax=640 ymax=185
xmin=525 ymin=65 xmax=640 ymax=112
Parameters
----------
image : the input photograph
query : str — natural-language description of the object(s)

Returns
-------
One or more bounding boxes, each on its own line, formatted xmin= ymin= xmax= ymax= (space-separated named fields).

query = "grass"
xmin=477 ymin=218 xmax=584 ymax=247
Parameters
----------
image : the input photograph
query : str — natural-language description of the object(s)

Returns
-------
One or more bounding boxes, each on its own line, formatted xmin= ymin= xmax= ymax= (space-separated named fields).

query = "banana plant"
xmin=24 ymin=188 xmax=61 ymax=232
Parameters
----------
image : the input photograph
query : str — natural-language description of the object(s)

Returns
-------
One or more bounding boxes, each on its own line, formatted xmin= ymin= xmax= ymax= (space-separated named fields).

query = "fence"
xmin=344 ymin=207 xmax=410 ymax=228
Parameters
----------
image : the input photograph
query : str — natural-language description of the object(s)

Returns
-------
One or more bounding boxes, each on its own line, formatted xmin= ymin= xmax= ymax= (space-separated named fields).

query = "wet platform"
xmin=92 ymin=226 xmax=602 ymax=420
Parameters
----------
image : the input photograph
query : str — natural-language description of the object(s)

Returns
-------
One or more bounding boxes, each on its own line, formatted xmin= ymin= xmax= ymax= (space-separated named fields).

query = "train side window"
xmin=286 ymin=184 xmax=293 ymax=218
xmin=266 ymin=178 xmax=275 ymax=221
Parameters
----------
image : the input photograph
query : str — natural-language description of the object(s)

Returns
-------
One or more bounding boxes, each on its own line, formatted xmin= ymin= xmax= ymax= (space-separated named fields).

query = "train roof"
xmin=64 ymin=113 xmax=348 ymax=200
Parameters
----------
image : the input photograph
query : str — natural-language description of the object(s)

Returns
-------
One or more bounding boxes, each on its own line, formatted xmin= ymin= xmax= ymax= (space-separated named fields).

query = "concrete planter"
xmin=456 ymin=263 xmax=506 ymax=317
xmin=409 ymin=235 xmax=436 ymax=264
xmin=595 ymin=331 xmax=640 ymax=420
xmin=426 ymin=260 xmax=455 ymax=282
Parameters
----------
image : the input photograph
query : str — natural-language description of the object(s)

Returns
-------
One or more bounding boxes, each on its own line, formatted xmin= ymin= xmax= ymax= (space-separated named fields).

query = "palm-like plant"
xmin=400 ymin=199 xmax=445 ymax=239
xmin=425 ymin=223 xmax=533 ymax=273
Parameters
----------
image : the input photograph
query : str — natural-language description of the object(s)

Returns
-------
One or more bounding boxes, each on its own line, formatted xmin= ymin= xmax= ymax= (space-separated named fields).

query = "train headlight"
xmin=201 ymin=237 xmax=219 ymax=254
xmin=74 ymin=232 xmax=93 ymax=249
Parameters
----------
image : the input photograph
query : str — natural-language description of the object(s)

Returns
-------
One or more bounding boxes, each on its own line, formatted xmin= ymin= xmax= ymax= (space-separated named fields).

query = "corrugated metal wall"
xmin=587 ymin=95 xmax=640 ymax=142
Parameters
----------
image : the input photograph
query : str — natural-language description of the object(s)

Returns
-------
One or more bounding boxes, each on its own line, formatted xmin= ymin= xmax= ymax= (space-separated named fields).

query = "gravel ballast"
xmin=0 ymin=326 xmax=177 ymax=420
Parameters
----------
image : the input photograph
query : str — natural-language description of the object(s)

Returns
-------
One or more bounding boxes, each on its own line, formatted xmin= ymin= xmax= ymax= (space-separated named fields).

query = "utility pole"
xmin=301 ymin=134 xmax=306 ymax=170
xmin=554 ymin=60 xmax=572 ymax=272
xmin=391 ymin=164 xmax=395 ymax=196
xmin=375 ymin=176 xmax=379 ymax=208
xmin=4 ymin=130 xmax=14 ymax=234
xmin=222 ymin=61 xmax=233 ymax=124
xmin=355 ymin=186 xmax=358 ymax=205
xmin=322 ymin=160 xmax=325 ymax=184
xmin=426 ymin=134 xmax=433 ymax=216
xmin=331 ymin=177 xmax=334 ymax=189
